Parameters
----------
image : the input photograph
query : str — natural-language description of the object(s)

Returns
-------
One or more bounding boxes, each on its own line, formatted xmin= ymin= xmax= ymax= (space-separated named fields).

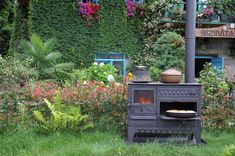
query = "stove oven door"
xmin=129 ymin=88 xmax=156 ymax=120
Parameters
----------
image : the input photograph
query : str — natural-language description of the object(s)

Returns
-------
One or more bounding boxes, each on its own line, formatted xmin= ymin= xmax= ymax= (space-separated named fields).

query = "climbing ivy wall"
xmin=0 ymin=0 xmax=14 ymax=55
xmin=29 ymin=0 xmax=143 ymax=67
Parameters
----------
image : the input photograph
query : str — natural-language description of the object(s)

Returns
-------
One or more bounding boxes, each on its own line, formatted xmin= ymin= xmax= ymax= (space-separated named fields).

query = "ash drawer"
xmin=158 ymin=86 xmax=201 ymax=99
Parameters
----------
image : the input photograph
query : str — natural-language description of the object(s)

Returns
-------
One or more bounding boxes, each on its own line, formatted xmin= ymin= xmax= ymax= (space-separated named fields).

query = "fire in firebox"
xmin=138 ymin=96 xmax=153 ymax=104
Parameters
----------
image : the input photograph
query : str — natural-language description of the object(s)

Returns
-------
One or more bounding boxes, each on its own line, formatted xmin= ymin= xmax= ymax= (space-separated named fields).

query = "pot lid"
xmin=161 ymin=68 xmax=182 ymax=76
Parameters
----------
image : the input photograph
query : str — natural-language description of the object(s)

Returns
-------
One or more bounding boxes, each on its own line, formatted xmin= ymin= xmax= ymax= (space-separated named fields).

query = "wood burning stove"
xmin=127 ymin=82 xmax=202 ymax=144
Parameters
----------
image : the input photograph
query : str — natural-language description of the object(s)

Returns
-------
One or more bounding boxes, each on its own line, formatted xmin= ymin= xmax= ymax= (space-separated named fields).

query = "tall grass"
xmin=0 ymin=127 xmax=234 ymax=156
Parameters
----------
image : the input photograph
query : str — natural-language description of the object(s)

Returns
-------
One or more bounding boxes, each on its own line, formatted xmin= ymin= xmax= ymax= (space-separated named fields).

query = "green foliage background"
xmin=10 ymin=2 xmax=29 ymax=53
xmin=0 ymin=0 xmax=14 ymax=55
xmin=27 ymin=0 xmax=143 ymax=67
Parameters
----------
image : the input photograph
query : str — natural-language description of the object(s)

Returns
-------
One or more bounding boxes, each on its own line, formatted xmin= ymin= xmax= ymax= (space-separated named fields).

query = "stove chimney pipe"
xmin=185 ymin=0 xmax=196 ymax=83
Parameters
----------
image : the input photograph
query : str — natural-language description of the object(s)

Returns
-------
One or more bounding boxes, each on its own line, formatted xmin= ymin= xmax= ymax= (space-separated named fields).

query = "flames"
xmin=138 ymin=96 xmax=153 ymax=105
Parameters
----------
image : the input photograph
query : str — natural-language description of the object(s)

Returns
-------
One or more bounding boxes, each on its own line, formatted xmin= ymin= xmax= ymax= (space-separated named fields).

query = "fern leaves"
xmin=33 ymin=94 xmax=93 ymax=133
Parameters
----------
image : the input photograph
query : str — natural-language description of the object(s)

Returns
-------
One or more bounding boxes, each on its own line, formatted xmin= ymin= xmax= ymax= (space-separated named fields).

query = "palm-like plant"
xmin=19 ymin=33 xmax=74 ymax=79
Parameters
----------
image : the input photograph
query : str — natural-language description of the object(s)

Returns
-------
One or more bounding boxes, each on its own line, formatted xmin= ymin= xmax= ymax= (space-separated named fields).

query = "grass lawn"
xmin=0 ymin=128 xmax=234 ymax=156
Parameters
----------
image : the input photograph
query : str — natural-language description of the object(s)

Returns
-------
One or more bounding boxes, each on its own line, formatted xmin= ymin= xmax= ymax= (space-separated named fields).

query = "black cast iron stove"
xmin=127 ymin=82 xmax=202 ymax=144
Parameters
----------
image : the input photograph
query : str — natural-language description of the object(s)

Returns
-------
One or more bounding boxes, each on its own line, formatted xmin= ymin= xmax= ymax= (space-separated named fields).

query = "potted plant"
xmin=201 ymin=6 xmax=215 ymax=21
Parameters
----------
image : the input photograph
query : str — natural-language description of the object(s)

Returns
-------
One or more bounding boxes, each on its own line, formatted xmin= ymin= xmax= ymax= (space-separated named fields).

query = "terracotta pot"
xmin=160 ymin=68 xmax=182 ymax=83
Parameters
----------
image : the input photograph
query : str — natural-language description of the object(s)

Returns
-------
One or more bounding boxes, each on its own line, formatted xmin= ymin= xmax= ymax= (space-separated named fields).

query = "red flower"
xmin=35 ymin=88 xmax=42 ymax=96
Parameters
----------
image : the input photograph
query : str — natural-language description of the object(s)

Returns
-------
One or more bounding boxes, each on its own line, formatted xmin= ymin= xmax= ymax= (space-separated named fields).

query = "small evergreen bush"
xmin=153 ymin=31 xmax=185 ymax=71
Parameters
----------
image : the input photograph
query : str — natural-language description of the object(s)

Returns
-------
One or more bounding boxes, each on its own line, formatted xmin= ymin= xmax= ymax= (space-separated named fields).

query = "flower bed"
xmin=18 ymin=80 xmax=128 ymax=131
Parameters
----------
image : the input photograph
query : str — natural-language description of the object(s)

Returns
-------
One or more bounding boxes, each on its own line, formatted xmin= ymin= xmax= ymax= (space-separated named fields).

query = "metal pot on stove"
xmin=132 ymin=66 xmax=151 ymax=82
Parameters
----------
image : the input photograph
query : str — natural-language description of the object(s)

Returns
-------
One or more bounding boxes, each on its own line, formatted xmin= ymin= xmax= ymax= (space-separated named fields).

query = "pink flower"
xmin=126 ymin=0 xmax=144 ymax=17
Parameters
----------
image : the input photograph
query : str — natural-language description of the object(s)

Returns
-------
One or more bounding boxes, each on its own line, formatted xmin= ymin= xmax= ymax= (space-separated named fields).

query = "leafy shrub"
xmin=20 ymin=80 xmax=128 ymax=132
xmin=0 ymin=55 xmax=38 ymax=90
xmin=63 ymin=81 xmax=127 ymax=132
xmin=67 ymin=69 xmax=88 ymax=83
xmin=149 ymin=66 xmax=161 ymax=82
xmin=19 ymin=33 xmax=74 ymax=79
xmin=138 ymin=0 xmax=181 ymax=66
xmin=33 ymin=93 xmax=93 ymax=133
xmin=0 ymin=91 xmax=33 ymax=133
xmin=221 ymin=0 xmax=235 ymax=19
xmin=0 ymin=91 xmax=19 ymax=132
xmin=67 ymin=62 xmax=118 ymax=84
xmin=197 ymin=63 xmax=234 ymax=129
xmin=86 ymin=62 xmax=118 ymax=83
xmin=153 ymin=31 xmax=185 ymax=71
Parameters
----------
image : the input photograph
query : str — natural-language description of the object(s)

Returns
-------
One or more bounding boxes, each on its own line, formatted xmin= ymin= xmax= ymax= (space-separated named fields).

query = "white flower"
xmin=83 ymin=80 xmax=88 ymax=85
xmin=99 ymin=62 xmax=104 ymax=66
xmin=107 ymin=74 xmax=115 ymax=82
xmin=93 ymin=62 xmax=98 ymax=65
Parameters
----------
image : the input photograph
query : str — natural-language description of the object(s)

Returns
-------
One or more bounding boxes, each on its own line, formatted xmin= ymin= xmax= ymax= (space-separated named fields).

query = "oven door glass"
xmin=133 ymin=90 xmax=154 ymax=105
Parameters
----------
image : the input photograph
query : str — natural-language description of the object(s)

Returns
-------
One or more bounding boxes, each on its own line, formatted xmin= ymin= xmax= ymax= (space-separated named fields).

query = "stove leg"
xmin=127 ymin=127 xmax=136 ymax=143
xmin=192 ymin=127 xmax=201 ymax=144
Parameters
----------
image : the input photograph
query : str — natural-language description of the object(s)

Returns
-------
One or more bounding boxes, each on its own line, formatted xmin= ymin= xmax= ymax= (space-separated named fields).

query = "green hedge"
xmin=10 ymin=2 xmax=29 ymax=53
xmin=0 ymin=0 xmax=14 ymax=55
xmin=29 ymin=0 xmax=143 ymax=67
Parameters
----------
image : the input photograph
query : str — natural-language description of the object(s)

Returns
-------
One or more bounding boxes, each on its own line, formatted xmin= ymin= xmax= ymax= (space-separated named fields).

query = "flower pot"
xmin=160 ymin=68 xmax=182 ymax=83
xmin=197 ymin=18 xmax=210 ymax=22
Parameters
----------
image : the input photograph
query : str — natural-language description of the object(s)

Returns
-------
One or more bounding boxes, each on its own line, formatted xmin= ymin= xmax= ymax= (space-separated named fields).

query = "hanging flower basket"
xmin=77 ymin=1 xmax=101 ymax=26
xmin=126 ymin=0 xmax=144 ymax=17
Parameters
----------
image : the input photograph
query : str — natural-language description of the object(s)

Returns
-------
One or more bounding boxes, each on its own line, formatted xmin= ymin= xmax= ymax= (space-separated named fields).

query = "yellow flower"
xmin=127 ymin=72 xmax=132 ymax=80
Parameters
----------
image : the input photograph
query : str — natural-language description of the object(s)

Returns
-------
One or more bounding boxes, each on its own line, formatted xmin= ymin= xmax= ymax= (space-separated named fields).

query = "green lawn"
xmin=0 ymin=128 xmax=235 ymax=156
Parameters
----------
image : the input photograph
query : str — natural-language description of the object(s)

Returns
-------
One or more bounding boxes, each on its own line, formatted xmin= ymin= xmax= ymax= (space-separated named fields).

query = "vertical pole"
xmin=185 ymin=0 xmax=196 ymax=83
xmin=232 ymin=90 xmax=235 ymax=115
